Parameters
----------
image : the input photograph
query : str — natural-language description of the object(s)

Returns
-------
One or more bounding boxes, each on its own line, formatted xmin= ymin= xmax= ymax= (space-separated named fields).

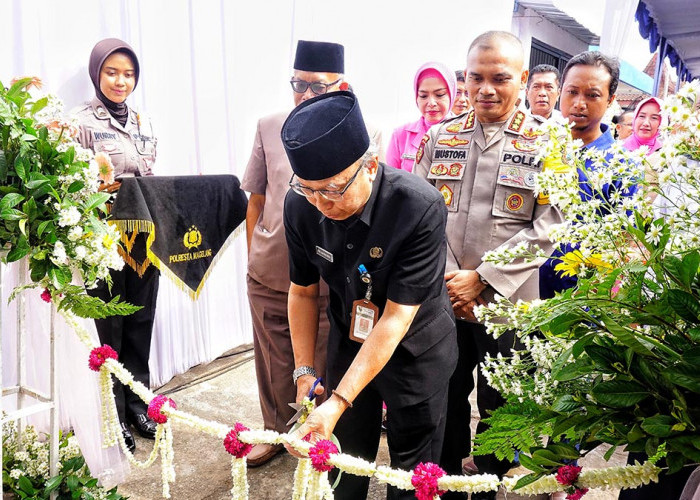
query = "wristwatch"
xmin=292 ymin=365 xmax=317 ymax=385
xmin=478 ymin=273 xmax=489 ymax=286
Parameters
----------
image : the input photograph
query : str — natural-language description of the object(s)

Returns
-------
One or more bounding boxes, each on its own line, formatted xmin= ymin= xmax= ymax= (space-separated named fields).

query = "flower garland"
xmin=411 ymin=462 xmax=446 ymax=500
xmin=556 ymin=465 xmax=588 ymax=499
xmin=59 ymin=307 xmax=664 ymax=499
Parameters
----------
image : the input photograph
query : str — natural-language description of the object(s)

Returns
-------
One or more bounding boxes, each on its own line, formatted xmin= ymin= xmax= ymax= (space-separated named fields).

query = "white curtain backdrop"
xmin=1 ymin=0 xmax=516 ymax=385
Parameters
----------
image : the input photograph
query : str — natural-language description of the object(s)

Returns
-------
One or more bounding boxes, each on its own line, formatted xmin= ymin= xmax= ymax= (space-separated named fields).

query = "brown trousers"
xmin=246 ymin=275 xmax=329 ymax=433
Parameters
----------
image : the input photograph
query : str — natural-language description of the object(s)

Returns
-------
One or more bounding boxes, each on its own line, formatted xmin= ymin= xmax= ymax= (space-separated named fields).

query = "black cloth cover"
xmin=110 ymin=175 xmax=247 ymax=298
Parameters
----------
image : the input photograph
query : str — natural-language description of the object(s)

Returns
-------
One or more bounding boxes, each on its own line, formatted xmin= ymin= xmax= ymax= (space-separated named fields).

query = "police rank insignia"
xmin=438 ymin=136 xmax=470 ymax=147
xmin=439 ymin=184 xmax=454 ymax=207
xmin=507 ymin=110 xmax=526 ymax=133
xmin=415 ymin=134 xmax=430 ymax=164
xmin=430 ymin=163 xmax=464 ymax=177
xmin=463 ymin=110 xmax=476 ymax=131
xmin=369 ymin=247 xmax=383 ymax=259
xmin=505 ymin=193 xmax=524 ymax=211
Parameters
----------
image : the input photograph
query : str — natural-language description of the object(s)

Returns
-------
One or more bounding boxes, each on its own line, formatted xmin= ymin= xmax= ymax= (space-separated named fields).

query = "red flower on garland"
xmin=147 ymin=394 xmax=177 ymax=424
xmin=223 ymin=422 xmax=253 ymax=459
xmin=411 ymin=462 xmax=446 ymax=500
xmin=556 ymin=464 xmax=582 ymax=486
xmin=567 ymin=488 xmax=589 ymax=500
xmin=339 ymin=82 xmax=350 ymax=91
xmin=88 ymin=345 xmax=118 ymax=371
xmin=41 ymin=288 xmax=52 ymax=303
xmin=308 ymin=439 xmax=338 ymax=472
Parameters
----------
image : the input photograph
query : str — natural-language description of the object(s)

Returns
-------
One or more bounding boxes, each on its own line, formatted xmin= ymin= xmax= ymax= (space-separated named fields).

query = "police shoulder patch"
xmin=507 ymin=110 xmax=526 ymax=133
xmin=463 ymin=110 xmax=476 ymax=131
xmin=415 ymin=134 xmax=430 ymax=164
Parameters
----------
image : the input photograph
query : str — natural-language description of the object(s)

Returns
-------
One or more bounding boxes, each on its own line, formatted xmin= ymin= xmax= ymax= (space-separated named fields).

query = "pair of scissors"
xmin=286 ymin=377 xmax=323 ymax=426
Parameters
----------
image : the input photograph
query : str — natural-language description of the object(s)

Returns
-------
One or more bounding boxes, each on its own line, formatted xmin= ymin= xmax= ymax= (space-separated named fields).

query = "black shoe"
xmin=121 ymin=422 xmax=136 ymax=452
xmin=128 ymin=413 xmax=158 ymax=439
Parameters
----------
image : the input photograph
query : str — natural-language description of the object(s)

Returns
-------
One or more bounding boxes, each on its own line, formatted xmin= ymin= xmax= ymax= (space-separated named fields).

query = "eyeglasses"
xmin=290 ymin=78 xmax=342 ymax=96
xmin=289 ymin=163 xmax=364 ymax=201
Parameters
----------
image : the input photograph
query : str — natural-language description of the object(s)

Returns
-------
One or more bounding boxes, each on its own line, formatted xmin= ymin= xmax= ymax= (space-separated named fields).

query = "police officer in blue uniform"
xmin=282 ymin=91 xmax=458 ymax=500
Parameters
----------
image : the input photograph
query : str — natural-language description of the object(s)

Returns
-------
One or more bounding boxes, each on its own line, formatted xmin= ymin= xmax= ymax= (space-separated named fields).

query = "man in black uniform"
xmin=282 ymin=91 xmax=458 ymax=500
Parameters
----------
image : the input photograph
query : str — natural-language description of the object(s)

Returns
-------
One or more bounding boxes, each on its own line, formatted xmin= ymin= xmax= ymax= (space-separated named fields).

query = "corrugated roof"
xmin=518 ymin=0 xmax=600 ymax=45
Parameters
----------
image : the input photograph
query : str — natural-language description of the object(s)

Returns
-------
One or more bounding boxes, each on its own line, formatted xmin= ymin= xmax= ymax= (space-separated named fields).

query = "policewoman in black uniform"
xmin=75 ymin=38 xmax=159 ymax=452
xmin=282 ymin=91 xmax=458 ymax=500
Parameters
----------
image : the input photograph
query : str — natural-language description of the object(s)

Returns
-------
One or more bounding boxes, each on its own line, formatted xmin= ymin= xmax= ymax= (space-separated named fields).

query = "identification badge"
xmin=349 ymin=299 xmax=379 ymax=343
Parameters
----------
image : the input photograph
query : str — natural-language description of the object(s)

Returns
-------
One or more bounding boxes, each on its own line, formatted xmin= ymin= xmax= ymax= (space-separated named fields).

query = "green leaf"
xmin=83 ymin=192 xmax=111 ymax=212
xmin=1 ymin=207 xmax=26 ymax=220
xmin=689 ymin=327 xmax=700 ymax=342
xmin=25 ymin=178 xmax=50 ymax=190
xmin=551 ymin=394 xmax=581 ymax=412
xmin=44 ymin=475 xmax=63 ymax=492
xmin=591 ymin=379 xmax=649 ymax=408
xmin=585 ymin=344 xmax=623 ymax=373
xmin=604 ymin=445 xmax=618 ymax=460
xmin=30 ymin=96 xmax=48 ymax=114
xmin=532 ymin=448 xmax=565 ymax=467
xmin=666 ymin=289 xmax=700 ymax=324
xmin=0 ymin=150 xmax=7 ymax=181
xmin=68 ymin=180 xmax=85 ymax=193
xmin=37 ymin=219 xmax=53 ymax=238
xmin=48 ymin=266 xmax=72 ymax=289
xmin=663 ymin=363 xmax=700 ymax=393
xmin=14 ymin=156 xmax=27 ymax=181
xmin=641 ymin=415 xmax=676 ymax=437
xmin=513 ymin=472 xmax=545 ymax=490
xmin=599 ymin=312 xmax=656 ymax=357
xmin=553 ymin=357 xmax=594 ymax=382
xmin=17 ymin=475 xmax=35 ymax=495
xmin=0 ymin=192 xmax=25 ymax=209
xmin=517 ymin=452 xmax=547 ymax=473
xmin=66 ymin=474 xmax=79 ymax=490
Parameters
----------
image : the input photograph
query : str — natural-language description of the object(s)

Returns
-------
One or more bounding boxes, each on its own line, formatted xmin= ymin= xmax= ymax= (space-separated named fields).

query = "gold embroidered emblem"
xmin=438 ymin=136 xmax=470 ymax=147
xmin=369 ymin=247 xmax=383 ymax=259
xmin=522 ymin=127 xmax=544 ymax=139
xmin=430 ymin=163 xmax=449 ymax=176
xmin=511 ymin=139 xmax=538 ymax=153
xmin=439 ymin=184 xmax=454 ymax=206
xmin=183 ymin=225 xmax=202 ymax=249
xmin=446 ymin=122 xmax=462 ymax=133
xmin=505 ymin=193 xmax=524 ymax=211
xmin=449 ymin=163 xmax=463 ymax=176
xmin=507 ymin=110 xmax=526 ymax=133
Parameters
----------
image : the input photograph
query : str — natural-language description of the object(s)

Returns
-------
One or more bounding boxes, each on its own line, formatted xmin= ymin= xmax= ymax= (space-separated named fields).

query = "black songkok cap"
xmin=293 ymin=40 xmax=344 ymax=74
xmin=282 ymin=91 xmax=370 ymax=181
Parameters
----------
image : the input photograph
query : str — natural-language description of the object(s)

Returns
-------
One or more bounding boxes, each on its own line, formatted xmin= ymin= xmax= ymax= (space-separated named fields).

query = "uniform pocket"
xmin=492 ymin=164 xmax=537 ymax=221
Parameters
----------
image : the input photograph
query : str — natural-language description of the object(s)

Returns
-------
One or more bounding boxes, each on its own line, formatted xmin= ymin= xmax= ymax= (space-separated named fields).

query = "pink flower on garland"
xmin=411 ymin=462 xmax=446 ymax=500
xmin=223 ymin=422 xmax=253 ymax=459
xmin=88 ymin=345 xmax=118 ymax=371
xmin=567 ymin=488 xmax=589 ymax=500
xmin=556 ymin=464 xmax=582 ymax=486
xmin=308 ymin=439 xmax=338 ymax=473
xmin=41 ymin=288 xmax=52 ymax=303
xmin=147 ymin=395 xmax=177 ymax=424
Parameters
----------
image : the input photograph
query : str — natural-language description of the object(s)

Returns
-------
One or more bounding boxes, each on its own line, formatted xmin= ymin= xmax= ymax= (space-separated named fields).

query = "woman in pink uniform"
xmin=386 ymin=62 xmax=456 ymax=172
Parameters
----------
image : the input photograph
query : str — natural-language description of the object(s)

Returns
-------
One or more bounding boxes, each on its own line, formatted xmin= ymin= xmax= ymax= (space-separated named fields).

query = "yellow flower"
xmin=102 ymin=234 xmax=115 ymax=248
xmin=554 ymin=250 xmax=612 ymax=277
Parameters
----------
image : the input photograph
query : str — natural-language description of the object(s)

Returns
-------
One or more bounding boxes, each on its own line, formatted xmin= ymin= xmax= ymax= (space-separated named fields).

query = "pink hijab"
xmin=413 ymin=62 xmax=457 ymax=135
xmin=623 ymin=96 xmax=664 ymax=155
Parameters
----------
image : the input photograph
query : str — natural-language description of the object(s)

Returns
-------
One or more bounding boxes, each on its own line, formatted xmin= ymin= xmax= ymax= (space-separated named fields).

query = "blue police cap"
xmin=282 ymin=91 xmax=370 ymax=181
xmin=294 ymin=40 xmax=344 ymax=74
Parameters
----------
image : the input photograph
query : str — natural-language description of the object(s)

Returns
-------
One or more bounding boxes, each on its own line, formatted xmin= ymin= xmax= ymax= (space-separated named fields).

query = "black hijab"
xmin=88 ymin=38 xmax=140 ymax=127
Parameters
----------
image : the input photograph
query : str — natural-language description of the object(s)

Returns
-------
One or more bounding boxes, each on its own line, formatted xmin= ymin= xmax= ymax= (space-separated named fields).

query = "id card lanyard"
xmin=349 ymin=264 xmax=380 ymax=343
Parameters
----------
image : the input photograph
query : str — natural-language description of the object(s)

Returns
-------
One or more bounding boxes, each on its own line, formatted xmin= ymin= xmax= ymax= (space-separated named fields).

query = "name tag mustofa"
xmin=315 ymin=246 xmax=333 ymax=263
